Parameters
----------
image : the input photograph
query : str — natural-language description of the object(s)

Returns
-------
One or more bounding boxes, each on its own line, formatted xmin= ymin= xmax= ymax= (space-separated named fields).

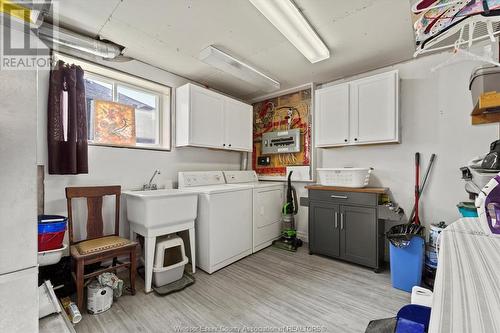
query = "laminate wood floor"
xmin=76 ymin=246 xmax=409 ymax=333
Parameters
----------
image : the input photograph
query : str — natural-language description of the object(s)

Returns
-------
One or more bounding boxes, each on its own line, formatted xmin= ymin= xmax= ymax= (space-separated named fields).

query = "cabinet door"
xmin=309 ymin=201 xmax=340 ymax=257
xmin=340 ymin=205 xmax=377 ymax=267
xmin=189 ymin=86 xmax=225 ymax=148
xmin=224 ymin=98 xmax=253 ymax=151
xmin=315 ymin=83 xmax=350 ymax=147
xmin=350 ymin=71 xmax=398 ymax=144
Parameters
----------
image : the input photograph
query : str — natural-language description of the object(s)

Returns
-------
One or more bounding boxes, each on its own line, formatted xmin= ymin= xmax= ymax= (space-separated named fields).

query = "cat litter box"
xmin=153 ymin=235 xmax=188 ymax=287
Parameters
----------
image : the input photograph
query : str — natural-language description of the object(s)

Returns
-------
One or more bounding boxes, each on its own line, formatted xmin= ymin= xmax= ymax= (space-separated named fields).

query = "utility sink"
xmin=124 ymin=189 xmax=198 ymax=229
xmin=124 ymin=188 xmax=199 ymax=293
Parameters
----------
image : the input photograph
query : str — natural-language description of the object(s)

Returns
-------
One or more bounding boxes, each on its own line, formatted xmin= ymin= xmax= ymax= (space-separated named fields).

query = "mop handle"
xmin=415 ymin=152 xmax=420 ymax=225
xmin=409 ymin=153 xmax=436 ymax=222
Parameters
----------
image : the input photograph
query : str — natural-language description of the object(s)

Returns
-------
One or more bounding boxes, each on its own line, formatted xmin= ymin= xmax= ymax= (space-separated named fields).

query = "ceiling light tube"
xmin=199 ymin=45 xmax=280 ymax=92
xmin=249 ymin=0 xmax=330 ymax=63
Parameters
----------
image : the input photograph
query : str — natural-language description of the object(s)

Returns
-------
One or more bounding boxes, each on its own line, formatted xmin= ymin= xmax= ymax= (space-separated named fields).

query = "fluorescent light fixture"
xmin=199 ymin=45 xmax=280 ymax=92
xmin=249 ymin=0 xmax=330 ymax=63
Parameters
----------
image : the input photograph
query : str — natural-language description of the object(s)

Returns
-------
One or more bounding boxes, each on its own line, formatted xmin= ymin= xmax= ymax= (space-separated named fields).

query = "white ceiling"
xmin=52 ymin=0 xmax=415 ymax=100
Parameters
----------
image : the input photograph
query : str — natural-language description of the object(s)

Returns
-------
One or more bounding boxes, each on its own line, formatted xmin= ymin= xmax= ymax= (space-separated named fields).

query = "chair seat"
xmin=72 ymin=236 xmax=134 ymax=256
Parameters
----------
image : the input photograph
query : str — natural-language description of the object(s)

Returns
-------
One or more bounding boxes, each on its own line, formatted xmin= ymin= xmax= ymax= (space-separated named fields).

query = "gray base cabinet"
xmin=309 ymin=202 xmax=341 ymax=258
xmin=308 ymin=189 xmax=385 ymax=272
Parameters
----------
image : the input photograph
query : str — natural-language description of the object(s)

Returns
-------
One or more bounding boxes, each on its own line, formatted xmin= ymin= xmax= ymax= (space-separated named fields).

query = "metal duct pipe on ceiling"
xmin=37 ymin=22 xmax=122 ymax=59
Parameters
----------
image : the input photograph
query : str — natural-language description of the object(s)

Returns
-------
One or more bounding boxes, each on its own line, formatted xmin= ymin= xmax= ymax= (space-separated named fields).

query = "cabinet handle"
xmin=331 ymin=195 xmax=348 ymax=199
xmin=340 ymin=213 xmax=344 ymax=230
xmin=228 ymin=144 xmax=232 ymax=147
xmin=344 ymin=139 xmax=348 ymax=143
xmin=334 ymin=212 xmax=338 ymax=229
xmin=354 ymin=138 xmax=358 ymax=142
xmin=223 ymin=144 xmax=226 ymax=147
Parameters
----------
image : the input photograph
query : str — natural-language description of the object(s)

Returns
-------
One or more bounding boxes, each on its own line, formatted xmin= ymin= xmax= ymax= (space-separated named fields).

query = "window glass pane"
xmin=84 ymin=76 xmax=113 ymax=141
xmin=117 ymin=85 xmax=159 ymax=145
xmin=83 ymin=71 xmax=166 ymax=149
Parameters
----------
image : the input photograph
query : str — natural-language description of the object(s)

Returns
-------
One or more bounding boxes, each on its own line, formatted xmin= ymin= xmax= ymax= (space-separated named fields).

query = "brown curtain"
xmin=47 ymin=60 xmax=88 ymax=174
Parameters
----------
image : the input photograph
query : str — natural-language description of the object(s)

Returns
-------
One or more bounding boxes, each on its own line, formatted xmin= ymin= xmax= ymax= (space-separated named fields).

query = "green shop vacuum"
xmin=272 ymin=171 xmax=303 ymax=252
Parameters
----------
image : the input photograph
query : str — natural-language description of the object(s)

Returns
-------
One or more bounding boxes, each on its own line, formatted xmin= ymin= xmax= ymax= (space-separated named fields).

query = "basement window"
xmin=56 ymin=53 xmax=171 ymax=151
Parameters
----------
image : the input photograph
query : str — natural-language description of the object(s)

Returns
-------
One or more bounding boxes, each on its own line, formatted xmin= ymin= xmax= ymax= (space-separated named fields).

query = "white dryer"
xmin=178 ymin=171 xmax=253 ymax=274
xmin=224 ymin=170 xmax=284 ymax=253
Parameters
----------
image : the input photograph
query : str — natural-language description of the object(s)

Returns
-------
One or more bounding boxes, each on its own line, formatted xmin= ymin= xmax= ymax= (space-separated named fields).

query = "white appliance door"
xmin=0 ymin=58 xmax=38 ymax=275
xmin=255 ymin=188 xmax=283 ymax=229
xmin=0 ymin=267 xmax=38 ymax=333
xmin=210 ymin=190 xmax=252 ymax=265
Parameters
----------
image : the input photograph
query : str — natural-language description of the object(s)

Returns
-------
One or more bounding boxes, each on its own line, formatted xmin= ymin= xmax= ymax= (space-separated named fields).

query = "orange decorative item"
xmin=93 ymin=100 xmax=136 ymax=145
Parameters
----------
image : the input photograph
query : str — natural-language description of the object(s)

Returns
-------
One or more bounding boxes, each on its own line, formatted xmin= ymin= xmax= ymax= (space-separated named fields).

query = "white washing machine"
xmin=178 ymin=171 xmax=253 ymax=274
xmin=224 ymin=171 xmax=284 ymax=253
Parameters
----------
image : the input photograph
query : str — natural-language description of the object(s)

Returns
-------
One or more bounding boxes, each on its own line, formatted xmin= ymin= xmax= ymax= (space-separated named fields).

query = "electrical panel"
xmin=261 ymin=129 xmax=301 ymax=155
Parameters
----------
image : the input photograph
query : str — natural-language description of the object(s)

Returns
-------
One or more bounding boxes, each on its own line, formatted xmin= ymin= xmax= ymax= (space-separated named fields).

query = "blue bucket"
xmin=38 ymin=215 xmax=67 ymax=234
xmin=390 ymin=236 xmax=425 ymax=292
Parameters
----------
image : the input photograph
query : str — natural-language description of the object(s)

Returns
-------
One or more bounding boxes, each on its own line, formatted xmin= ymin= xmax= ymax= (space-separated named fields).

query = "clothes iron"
xmin=482 ymin=140 xmax=500 ymax=170
xmin=461 ymin=140 xmax=500 ymax=199
xmin=476 ymin=172 xmax=500 ymax=235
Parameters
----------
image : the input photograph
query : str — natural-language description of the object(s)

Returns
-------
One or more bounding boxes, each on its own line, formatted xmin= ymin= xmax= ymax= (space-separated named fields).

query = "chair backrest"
xmin=65 ymin=186 xmax=121 ymax=245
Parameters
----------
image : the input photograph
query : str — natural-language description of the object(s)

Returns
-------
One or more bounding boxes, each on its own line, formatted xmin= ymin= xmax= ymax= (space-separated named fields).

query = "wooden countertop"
xmin=305 ymin=185 xmax=388 ymax=194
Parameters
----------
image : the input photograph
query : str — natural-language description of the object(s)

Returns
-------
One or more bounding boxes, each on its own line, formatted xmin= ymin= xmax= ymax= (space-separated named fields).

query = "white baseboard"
xmin=297 ymin=231 xmax=309 ymax=243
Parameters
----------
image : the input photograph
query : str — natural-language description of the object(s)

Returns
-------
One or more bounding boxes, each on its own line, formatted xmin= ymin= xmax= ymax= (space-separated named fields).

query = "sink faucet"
xmin=143 ymin=169 xmax=161 ymax=190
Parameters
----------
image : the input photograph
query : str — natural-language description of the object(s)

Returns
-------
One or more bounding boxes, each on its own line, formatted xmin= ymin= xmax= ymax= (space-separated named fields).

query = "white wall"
xmin=37 ymin=57 xmax=242 ymax=240
xmin=304 ymin=51 xmax=499 ymax=236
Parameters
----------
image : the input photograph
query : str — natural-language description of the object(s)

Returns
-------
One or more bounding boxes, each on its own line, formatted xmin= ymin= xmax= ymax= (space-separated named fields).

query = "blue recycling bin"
xmin=389 ymin=236 xmax=425 ymax=292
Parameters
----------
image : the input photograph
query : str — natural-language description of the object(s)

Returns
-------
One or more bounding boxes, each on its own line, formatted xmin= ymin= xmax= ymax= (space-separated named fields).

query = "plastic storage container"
xmin=38 ymin=232 xmax=66 ymax=252
xmin=457 ymin=202 xmax=479 ymax=217
xmin=317 ymin=168 xmax=372 ymax=188
xmin=153 ymin=235 xmax=188 ymax=287
xmin=38 ymin=215 xmax=67 ymax=251
xmin=424 ymin=245 xmax=438 ymax=269
xmin=38 ymin=243 xmax=68 ymax=266
xmin=411 ymin=286 xmax=433 ymax=308
xmin=428 ymin=223 xmax=445 ymax=248
xmin=390 ymin=236 xmax=425 ymax=292
xmin=395 ymin=304 xmax=431 ymax=333
xmin=469 ymin=65 xmax=500 ymax=105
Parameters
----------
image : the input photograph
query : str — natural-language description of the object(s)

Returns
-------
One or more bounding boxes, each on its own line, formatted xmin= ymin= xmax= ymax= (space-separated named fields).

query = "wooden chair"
xmin=66 ymin=186 xmax=138 ymax=310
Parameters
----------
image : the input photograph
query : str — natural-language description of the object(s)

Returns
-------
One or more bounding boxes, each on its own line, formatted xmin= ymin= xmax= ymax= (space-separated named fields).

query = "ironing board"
xmin=429 ymin=218 xmax=500 ymax=332
xmin=414 ymin=0 xmax=500 ymax=53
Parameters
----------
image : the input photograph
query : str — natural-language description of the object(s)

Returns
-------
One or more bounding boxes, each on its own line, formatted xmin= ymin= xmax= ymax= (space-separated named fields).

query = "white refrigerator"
xmin=0 ymin=26 xmax=40 ymax=333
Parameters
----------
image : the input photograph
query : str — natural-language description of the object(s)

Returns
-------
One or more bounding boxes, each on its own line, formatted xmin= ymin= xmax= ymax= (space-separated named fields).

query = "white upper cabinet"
xmin=315 ymin=70 xmax=399 ymax=147
xmin=176 ymin=84 xmax=253 ymax=152
xmin=315 ymin=83 xmax=350 ymax=147
xmin=224 ymin=98 xmax=253 ymax=151
xmin=188 ymin=85 xmax=225 ymax=148
xmin=350 ymin=71 xmax=399 ymax=144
